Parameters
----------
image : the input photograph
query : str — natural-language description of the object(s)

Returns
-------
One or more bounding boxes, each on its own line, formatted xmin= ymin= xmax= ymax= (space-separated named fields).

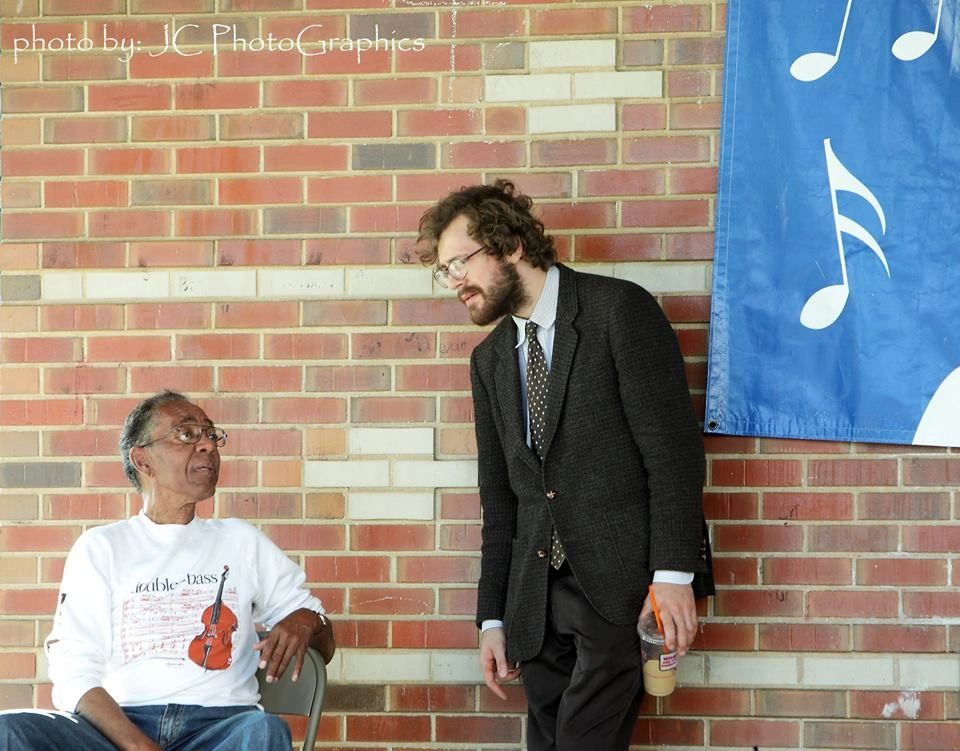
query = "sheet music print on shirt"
xmin=120 ymin=575 xmax=239 ymax=667
xmin=707 ymin=0 xmax=960 ymax=447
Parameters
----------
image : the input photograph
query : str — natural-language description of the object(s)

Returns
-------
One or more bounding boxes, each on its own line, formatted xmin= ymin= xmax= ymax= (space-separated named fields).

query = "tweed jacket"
xmin=471 ymin=264 xmax=712 ymax=664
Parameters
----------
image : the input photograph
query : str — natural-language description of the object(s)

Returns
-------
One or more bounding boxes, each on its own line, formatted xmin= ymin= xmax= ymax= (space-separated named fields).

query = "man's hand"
xmin=254 ymin=609 xmax=330 ymax=684
xmin=479 ymin=627 xmax=521 ymax=700
xmin=640 ymin=582 xmax=697 ymax=655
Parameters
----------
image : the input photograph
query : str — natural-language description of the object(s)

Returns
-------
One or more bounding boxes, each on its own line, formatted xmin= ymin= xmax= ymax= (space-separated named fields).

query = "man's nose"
xmin=195 ymin=433 xmax=217 ymax=452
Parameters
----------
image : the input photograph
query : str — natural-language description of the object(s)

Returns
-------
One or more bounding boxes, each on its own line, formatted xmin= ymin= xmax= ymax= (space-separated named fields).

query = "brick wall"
xmin=1 ymin=1 xmax=957 ymax=749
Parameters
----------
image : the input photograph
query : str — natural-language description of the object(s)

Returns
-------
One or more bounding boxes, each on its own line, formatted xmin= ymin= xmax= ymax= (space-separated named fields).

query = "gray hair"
xmin=119 ymin=390 xmax=191 ymax=492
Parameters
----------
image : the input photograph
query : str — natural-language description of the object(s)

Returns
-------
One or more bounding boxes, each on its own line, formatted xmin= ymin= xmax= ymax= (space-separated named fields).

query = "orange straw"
xmin=649 ymin=585 xmax=664 ymax=635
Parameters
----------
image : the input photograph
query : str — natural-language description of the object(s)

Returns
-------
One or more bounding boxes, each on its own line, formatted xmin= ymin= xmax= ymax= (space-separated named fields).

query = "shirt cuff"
xmin=480 ymin=619 xmax=504 ymax=632
xmin=653 ymin=570 xmax=694 ymax=585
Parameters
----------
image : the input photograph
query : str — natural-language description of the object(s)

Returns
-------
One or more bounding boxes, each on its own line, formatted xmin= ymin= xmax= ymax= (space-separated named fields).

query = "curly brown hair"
xmin=416 ymin=179 xmax=556 ymax=270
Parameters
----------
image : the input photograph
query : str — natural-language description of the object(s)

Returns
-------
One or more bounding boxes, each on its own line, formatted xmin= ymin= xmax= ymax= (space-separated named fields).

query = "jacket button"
xmin=537 ymin=549 xmax=547 ymax=558
xmin=546 ymin=490 xmax=556 ymax=499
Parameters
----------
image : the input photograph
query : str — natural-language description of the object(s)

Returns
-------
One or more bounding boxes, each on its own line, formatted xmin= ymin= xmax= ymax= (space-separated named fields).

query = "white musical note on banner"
xmin=790 ymin=0 xmax=854 ymax=81
xmin=892 ymin=0 xmax=943 ymax=61
xmin=800 ymin=138 xmax=889 ymax=330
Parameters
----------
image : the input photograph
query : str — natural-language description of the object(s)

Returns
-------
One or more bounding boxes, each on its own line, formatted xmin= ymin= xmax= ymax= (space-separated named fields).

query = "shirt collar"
xmin=512 ymin=265 xmax=560 ymax=347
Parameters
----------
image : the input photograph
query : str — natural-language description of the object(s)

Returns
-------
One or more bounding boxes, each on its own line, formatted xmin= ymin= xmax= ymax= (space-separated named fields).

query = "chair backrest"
xmin=256 ymin=639 xmax=327 ymax=751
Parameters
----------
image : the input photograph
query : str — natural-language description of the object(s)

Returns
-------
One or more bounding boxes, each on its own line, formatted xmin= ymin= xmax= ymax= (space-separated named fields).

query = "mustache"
xmin=458 ymin=285 xmax=482 ymax=302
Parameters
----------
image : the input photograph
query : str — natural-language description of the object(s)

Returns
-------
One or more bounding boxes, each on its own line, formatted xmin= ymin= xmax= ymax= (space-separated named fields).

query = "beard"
xmin=461 ymin=260 xmax=529 ymax=326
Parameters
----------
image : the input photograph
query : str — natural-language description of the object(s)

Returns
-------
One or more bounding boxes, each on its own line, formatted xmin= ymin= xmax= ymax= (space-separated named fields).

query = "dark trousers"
xmin=521 ymin=564 xmax=645 ymax=751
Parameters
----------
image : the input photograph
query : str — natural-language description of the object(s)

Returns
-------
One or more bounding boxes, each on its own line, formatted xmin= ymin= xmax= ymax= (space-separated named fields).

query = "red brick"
xmin=174 ymin=82 xmax=258 ymax=110
xmin=759 ymin=624 xmax=850 ymax=652
xmin=3 ymin=182 xmax=40 ymax=208
xmin=88 ymin=83 xmax=170 ymax=111
xmin=711 ymin=556 xmax=759 ymax=587
xmin=87 ymin=336 xmax=170 ymax=363
xmin=444 ymin=141 xmax=526 ymax=169
xmin=667 ymin=72 xmax=712 ymax=101
xmin=670 ymin=37 xmax=725 ymax=65
xmin=853 ymin=625 xmax=946 ymax=653
xmin=398 ymin=108 xmax=481 ymax=137
xmin=711 ymin=459 xmax=802 ymax=487
xmin=710 ymin=719 xmax=800 ymax=748
xmin=397 ymin=556 xmax=479 ymax=583
xmin=712 ymin=524 xmax=803 ymax=552
xmin=1 ymin=337 xmax=81 ymax=363
xmin=41 ymin=305 xmax=122 ymax=332
xmin=129 ymin=366 xmax=214 ymax=393
xmin=44 ymin=366 xmax=125 ymax=395
xmin=667 ymin=232 xmax=715 ymax=260
xmin=625 ymin=5 xmax=710 ymax=32
xmin=437 ymin=332 xmax=486 ymax=360
xmin=213 ymin=302 xmax=297 ymax=329
xmin=89 ymin=210 xmax=169 ymax=238
xmin=391 ymin=686 xmax=474 ymax=712
xmin=537 ymin=202 xmax=615 ymax=230
xmin=217 ymin=493 xmax=300 ymax=519
xmin=351 ymin=525 xmax=434 ymax=551
xmin=351 ymin=397 xmax=435 ymax=423
xmin=304 ymin=556 xmax=390 ymax=583
xmin=262 ymin=398 xmax=346 ymax=424
xmin=904 ymin=457 xmax=960 ymax=485
xmin=902 ymin=723 xmax=960 ymax=750
xmin=0 ymin=589 xmax=59 ymax=616
xmin=903 ymin=526 xmax=960 ymax=552
xmin=756 ymin=689 xmax=847 ymax=718
xmin=671 ymin=102 xmax=722 ymax=130
xmin=392 ymin=620 xmax=478 ymax=649
xmin=622 ymin=102 xmax=667 ymax=131
xmin=397 ymin=364 xmax=470 ymax=392
xmin=44 ymin=116 xmax=126 ymax=144
xmin=127 ymin=303 xmax=210 ymax=330
xmin=624 ymin=199 xmax=709 ymax=228
xmin=264 ymin=80 xmax=348 ymax=107
xmin=44 ymin=242 xmax=125 ymax=269
xmin=347 ymin=715 xmax=431 ymax=742
xmin=859 ymin=492 xmax=950 ymax=520
xmin=331 ymin=619 xmax=389 ymax=649
xmin=392 ymin=299 xmax=468 ymax=325
xmin=762 ymin=492 xmax=853 ymax=520
xmin=264 ymin=334 xmax=347 ymax=360
xmin=176 ymin=333 xmax=258 ymax=360
xmin=226 ymin=429 xmax=301 ymax=457
xmin=580 ymin=169 xmax=664 ymax=198
xmin=132 ymin=115 xmax=214 ymax=142
xmin=350 ymin=205 xmax=428 ymax=233
xmin=177 ymin=146 xmax=259 ymax=173
xmin=218 ymin=239 xmax=301 ymax=266
xmin=530 ymin=7 xmax=615 ymax=34
xmin=128 ymin=49 xmax=213 ymax=78
xmin=176 ymin=209 xmax=254 ymax=237
xmin=702 ymin=491 xmax=757 ymax=520
xmin=714 ymin=589 xmax=804 ymax=617
xmin=763 ymin=557 xmax=851 ymax=585
xmin=216 ymin=50 xmax=301 ymax=78
xmin=690 ymin=622 xmax=755 ymax=651
xmin=353 ymin=332 xmax=436 ymax=360
xmin=903 ymin=591 xmax=960 ymax=618
xmin=809 ymin=525 xmax=898 ymax=552
xmin=43 ymin=54 xmax=123 ymax=81
xmin=631 ymin=718 xmax=705 ymax=747
xmin=531 ymin=139 xmax=616 ymax=167
xmin=308 ymin=176 xmax=393 ymax=205
xmin=219 ymin=177 xmax=302 ymax=205
xmin=1 ymin=86 xmax=83 ymax=114
xmin=441 ymin=396 xmax=474 ymax=424
xmin=305 ymin=366 xmax=391 ymax=393
xmin=90 ymin=148 xmax=168 ymax=175
xmin=262 ymin=524 xmax=345 ymax=552
xmin=130 ymin=241 xmax=212 ymax=267
xmin=669 ymin=166 xmax=719 ymax=195
xmin=263 ymin=145 xmax=349 ymax=172
xmin=436 ymin=715 xmax=521 ymax=743
xmin=0 ymin=525 xmax=80 ymax=552
xmin=308 ymin=111 xmax=392 ymax=139
xmin=44 ymin=493 xmax=124 ymax=520
xmin=808 ymin=590 xmax=900 ymax=618
xmin=625 ymin=135 xmax=710 ymax=163
xmin=303 ymin=44 xmax=392 ymax=74
xmin=3 ymin=149 xmax=84 ymax=177
xmin=439 ymin=8 xmax=523 ymax=37
xmin=43 ymin=181 xmax=126 ymax=209
xmin=219 ymin=366 xmax=302 ymax=392
xmin=260 ymin=14 xmax=346 ymax=40
xmin=303 ymin=300 xmax=386 ymax=326
xmin=485 ymin=106 xmax=526 ymax=135
xmin=805 ymin=720 xmax=897 ymax=749
xmin=663 ymin=687 xmax=751 ymax=717
xmin=857 ymin=558 xmax=947 ymax=586
xmin=350 ymin=587 xmax=433 ymax=615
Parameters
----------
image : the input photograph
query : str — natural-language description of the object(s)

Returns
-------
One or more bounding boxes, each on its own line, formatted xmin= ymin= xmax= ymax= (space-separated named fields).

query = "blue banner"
xmin=707 ymin=0 xmax=960 ymax=446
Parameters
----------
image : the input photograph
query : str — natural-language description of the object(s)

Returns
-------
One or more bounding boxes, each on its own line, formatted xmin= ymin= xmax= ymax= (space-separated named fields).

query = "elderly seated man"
xmin=0 ymin=390 xmax=334 ymax=751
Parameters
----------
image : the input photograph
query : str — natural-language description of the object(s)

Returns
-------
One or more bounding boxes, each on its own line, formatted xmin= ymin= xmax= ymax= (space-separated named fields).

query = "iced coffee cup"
xmin=638 ymin=611 xmax=677 ymax=696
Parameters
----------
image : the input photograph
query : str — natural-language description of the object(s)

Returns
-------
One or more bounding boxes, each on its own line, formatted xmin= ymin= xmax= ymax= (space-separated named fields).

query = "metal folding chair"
xmin=256 ymin=635 xmax=327 ymax=751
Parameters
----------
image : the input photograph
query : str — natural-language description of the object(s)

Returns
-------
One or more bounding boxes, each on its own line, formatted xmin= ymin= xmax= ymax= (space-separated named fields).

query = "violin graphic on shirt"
xmin=188 ymin=565 xmax=237 ymax=671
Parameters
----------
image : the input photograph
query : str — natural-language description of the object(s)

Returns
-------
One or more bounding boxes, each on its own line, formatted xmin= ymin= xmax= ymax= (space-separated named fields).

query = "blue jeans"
xmin=0 ymin=704 xmax=291 ymax=750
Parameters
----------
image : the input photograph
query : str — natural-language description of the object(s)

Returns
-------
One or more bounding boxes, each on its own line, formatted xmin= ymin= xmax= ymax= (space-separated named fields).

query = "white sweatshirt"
xmin=45 ymin=512 xmax=324 ymax=712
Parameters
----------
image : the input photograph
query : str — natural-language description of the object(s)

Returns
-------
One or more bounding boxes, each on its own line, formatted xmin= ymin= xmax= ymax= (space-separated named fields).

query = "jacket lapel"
xmin=541 ymin=265 xmax=579 ymax=458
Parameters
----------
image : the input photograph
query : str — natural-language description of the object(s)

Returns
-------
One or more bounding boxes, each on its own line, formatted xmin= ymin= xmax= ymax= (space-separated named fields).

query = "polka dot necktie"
xmin=526 ymin=321 xmax=566 ymax=570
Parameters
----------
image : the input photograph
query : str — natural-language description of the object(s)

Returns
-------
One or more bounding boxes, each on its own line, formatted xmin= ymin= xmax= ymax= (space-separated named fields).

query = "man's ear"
xmin=129 ymin=446 xmax=153 ymax=481
xmin=506 ymin=240 xmax=524 ymax=264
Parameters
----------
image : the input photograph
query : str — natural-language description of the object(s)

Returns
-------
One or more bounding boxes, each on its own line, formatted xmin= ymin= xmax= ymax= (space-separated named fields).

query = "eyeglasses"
xmin=139 ymin=423 xmax=228 ymax=448
xmin=433 ymin=246 xmax=489 ymax=288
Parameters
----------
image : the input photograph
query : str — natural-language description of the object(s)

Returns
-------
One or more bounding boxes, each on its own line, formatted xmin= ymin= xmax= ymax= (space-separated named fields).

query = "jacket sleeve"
xmin=471 ymin=348 xmax=518 ymax=626
xmin=609 ymin=283 xmax=707 ymax=573
xmin=45 ymin=534 xmax=113 ymax=712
